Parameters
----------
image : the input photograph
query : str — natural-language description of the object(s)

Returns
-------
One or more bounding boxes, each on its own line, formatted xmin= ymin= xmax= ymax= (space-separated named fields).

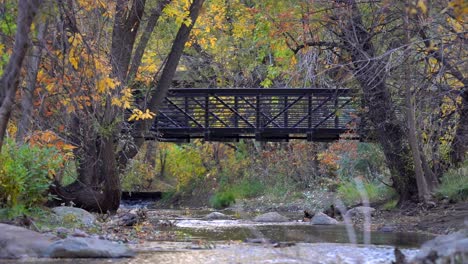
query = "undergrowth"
xmin=437 ymin=161 xmax=468 ymax=202
xmin=0 ymin=140 xmax=63 ymax=219
xmin=337 ymin=180 xmax=395 ymax=206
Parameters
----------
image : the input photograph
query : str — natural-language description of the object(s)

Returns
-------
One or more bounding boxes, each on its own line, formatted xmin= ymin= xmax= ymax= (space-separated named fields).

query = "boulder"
xmin=0 ymin=223 xmax=134 ymax=259
xmin=410 ymin=229 xmax=468 ymax=263
xmin=344 ymin=206 xmax=376 ymax=220
xmin=0 ymin=223 xmax=56 ymax=259
xmin=311 ymin=212 xmax=339 ymax=225
xmin=203 ymin=212 xmax=231 ymax=220
xmin=253 ymin=212 xmax=289 ymax=222
xmin=46 ymin=237 xmax=135 ymax=258
xmin=52 ymin=206 xmax=96 ymax=227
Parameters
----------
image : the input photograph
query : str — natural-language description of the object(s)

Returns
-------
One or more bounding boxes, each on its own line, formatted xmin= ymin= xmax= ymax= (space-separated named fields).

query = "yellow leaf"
xmin=417 ymin=0 xmax=428 ymax=14
xmin=69 ymin=54 xmax=79 ymax=69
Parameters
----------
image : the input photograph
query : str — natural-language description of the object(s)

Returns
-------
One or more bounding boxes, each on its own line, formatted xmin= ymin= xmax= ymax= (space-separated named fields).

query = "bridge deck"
xmin=151 ymin=88 xmax=356 ymax=142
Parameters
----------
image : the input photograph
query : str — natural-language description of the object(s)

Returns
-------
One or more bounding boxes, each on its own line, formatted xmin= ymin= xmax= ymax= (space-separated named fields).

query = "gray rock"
xmin=0 ymin=223 xmax=56 ymax=259
xmin=345 ymin=206 xmax=376 ymax=220
xmin=311 ymin=212 xmax=339 ymax=225
xmin=46 ymin=237 xmax=135 ymax=258
xmin=0 ymin=223 xmax=134 ymax=259
xmin=52 ymin=206 xmax=96 ymax=227
xmin=410 ymin=229 xmax=468 ymax=263
xmin=117 ymin=212 xmax=138 ymax=226
xmin=71 ymin=228 xmax=88 ymax=238
xmin=253 ymin=212 xmax=289 ymax=222
xmin=203 ymin=212 xmax=231 ymax=220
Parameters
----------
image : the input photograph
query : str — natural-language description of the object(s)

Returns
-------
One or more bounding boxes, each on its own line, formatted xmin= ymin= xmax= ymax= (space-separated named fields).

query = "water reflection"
xmin=175 ymin=223 xmax=433 ymax=248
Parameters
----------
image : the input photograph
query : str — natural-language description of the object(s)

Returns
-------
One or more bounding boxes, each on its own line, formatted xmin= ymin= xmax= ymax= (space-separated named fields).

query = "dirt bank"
xmin=369 ymin=201 xmax=468 ymax=235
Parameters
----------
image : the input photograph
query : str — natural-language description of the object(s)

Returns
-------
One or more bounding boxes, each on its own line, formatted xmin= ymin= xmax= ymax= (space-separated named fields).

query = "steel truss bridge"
xmin=151 ymin=88 xmax=357 ymax=142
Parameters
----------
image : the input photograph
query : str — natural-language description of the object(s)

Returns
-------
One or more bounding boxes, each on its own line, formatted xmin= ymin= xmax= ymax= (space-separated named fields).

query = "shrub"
xmin=121 ymin=158 xmax=156 ymax=191
xmin=0 ymin=140 xmax=63 ymax=218
xmin=210 ymin=190 xmax=236 ymax=209
xmin=437 ymin=161 xmax=468 ymax=202
xmin=337 ymin=180 xmax=394 ymax=206
xmin=232 ymin=178 xmax=264 ymax=198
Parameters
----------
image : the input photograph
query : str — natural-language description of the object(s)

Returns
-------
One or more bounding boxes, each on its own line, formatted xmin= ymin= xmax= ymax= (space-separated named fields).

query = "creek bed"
xmin=5 ymin=207 xmax=435 ymax=264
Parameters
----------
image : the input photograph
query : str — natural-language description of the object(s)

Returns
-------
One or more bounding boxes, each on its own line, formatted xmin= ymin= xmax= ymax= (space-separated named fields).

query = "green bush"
xmin=0 ymin=140 xmax=63 ymax=218
xmin=437 ymin=161 xmax=468 ymax=202
xmin=337 ymin=180 xmax=394 ymax=206
xmin=230 ymin=178 xmax=264 ymax=199
xmin=210 ymin=190 xmax=236 ymax=209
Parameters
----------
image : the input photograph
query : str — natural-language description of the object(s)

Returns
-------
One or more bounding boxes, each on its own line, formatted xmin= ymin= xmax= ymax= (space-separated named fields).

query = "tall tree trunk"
xmin=127 ymin=0 xmax=172 ymax=83
xmin=406 ymin=83 xmax=429 ymax=200
xmin=111 ymin=0 xmax=147 ymax=82
xmin=53 ymin=0 xmax=147 ymax=213
xmin=451 ymin=89 xmax=468 ymax=164
xmin=403 ymin=7 xmax=430 ymax=201
xmin=0 ymin=0 xmax=42 ymax=151
xmin=16 ymin=21 xmax=47 ymax=143
xmin=146 ymin=0 xmax=205 ymax=115
xmin=339 ymin=1 xmax=417 ymax=201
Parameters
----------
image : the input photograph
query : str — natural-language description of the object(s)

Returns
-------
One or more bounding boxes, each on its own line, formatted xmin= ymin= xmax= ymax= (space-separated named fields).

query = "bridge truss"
xmin=151 ymin=88 xmax=356 ymax=142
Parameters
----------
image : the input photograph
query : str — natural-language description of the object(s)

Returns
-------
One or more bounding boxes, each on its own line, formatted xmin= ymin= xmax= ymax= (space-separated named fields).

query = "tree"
xmin=0 ymin=0 xmax=43 ymax=151
xmin=46 ymin=0 xmax=205 ymax=212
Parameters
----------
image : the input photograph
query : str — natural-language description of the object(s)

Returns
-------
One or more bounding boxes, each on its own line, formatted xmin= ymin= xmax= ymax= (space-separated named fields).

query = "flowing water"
xmin=6 ymin=206 xmax=435 ymax=264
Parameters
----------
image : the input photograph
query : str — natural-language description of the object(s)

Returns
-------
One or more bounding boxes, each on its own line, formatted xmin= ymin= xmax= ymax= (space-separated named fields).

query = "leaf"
xmin=417 ymin=0 xmax=428 ymax=14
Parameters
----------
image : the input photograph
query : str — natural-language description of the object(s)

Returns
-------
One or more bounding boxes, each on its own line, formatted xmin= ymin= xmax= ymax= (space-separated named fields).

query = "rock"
xmin=71 ymin=228 xmax=88 ymax=238
xmin=117 ymin=212 xmax=139 ymax=226
xmin=253 ymin=212 xmax=289 ymax=222
xmin=410 ymin=229 xmax=468 ymax=263
xmin=203 ymin=212 xmax=231 ymax=220
xmin=378 ymin=225 xmax=397 ymax=233
xmin=46 ymin=237 xmax=135 ymax=258
xmin=52 ymin=206 xmax=96 ymax=227
xmin=311 ymin=212 xmax=339 ymax=225
xmin=0 ymin=223 xmax=57 ymax=259
xmin=344 ymin=206 xmax=376 ymax=220
xmin=0 ymin=223 xmax=134 ymax=259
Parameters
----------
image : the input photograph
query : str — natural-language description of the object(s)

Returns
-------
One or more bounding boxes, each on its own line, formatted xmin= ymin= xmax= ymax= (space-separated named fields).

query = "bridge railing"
xmin=152 ymin=88 xmax=355 ymax=141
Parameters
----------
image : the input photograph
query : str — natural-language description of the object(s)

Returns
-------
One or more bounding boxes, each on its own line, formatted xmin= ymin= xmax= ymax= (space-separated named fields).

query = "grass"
xmin=437 ymin=161 xmax=468 ymax=202
xmin=232 ymin=178 xmax=264 ymax=198
xmin=382 ymin=198 xmax=398 ymax=210
xmin=210 ymin=190 xmax=236 ymax=209
xmin=337 ymin=180 xmax=395 ymax=206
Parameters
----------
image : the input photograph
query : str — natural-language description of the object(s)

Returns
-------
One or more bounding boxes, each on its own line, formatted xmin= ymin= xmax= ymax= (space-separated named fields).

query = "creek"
xmin=7 ymin=202 xmax=435 ymax=264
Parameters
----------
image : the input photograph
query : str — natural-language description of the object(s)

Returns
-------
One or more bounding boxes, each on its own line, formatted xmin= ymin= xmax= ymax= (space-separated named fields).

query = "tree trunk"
xmin=146 ymin=0 xmax=205 ymax=114
xmin=16 ymin=21 xmax=47 ymax=143
xmin=127 ymin=0 xmax=172 ymax=83
xmin=406 ymin=83 xmax=429 ymax=200
xmin=0 ymin=0 xmax=42 ymax=150
xmin=52 ymin=0 xmax=147 ymax=213
xmin=451 ymin=89 xmax=468 ymax=164
xmin=111 ymin=0 xmax=147 ymax=82
xmin=339 ymin=1 xmax=417 ymax=201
